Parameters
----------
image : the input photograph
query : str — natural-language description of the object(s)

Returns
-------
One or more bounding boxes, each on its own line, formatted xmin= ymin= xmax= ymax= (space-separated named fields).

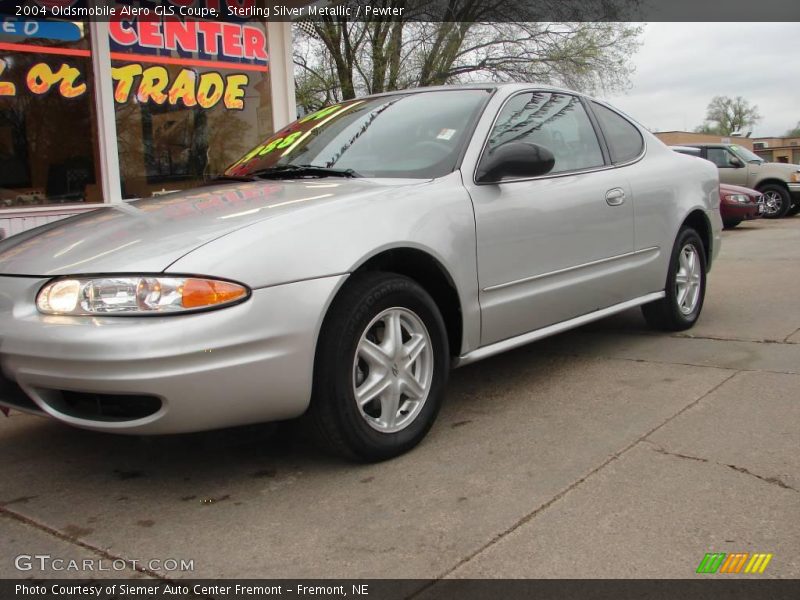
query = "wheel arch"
xmin=348 ymin=247 xmax=464 ymax=359
xmin=755 ymin=178 xmax=790 ymax=193
xmin=680 ymin=209 xmax=713 ymax=270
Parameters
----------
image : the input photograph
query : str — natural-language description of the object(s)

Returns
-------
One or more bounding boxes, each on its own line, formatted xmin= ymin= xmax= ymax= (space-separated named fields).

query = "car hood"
xmin=0 ymin=179 xmax=425 ymax=276
xmin=755 ymin=161 xmax=800 ymax=177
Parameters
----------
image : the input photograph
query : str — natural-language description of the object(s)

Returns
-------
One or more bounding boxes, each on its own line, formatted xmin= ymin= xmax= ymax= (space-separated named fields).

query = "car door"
xmin=705 ymin=146 xmax=749 ymax=186
xmin=464 ymin=91 xmax=636 ymax=346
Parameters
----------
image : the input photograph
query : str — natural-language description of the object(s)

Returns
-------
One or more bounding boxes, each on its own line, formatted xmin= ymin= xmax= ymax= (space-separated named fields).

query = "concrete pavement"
xmin=1 ymin=216 xmax=798 ymax=580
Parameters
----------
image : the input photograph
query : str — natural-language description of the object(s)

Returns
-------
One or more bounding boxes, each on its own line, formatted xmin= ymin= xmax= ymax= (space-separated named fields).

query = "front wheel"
xmin=642 ymin=227 xmax=707 ymax=331
xmin=760 ymin=184 xmax=792 ymax=219
xmin=307 ymin=273 xmax=449 ymax=461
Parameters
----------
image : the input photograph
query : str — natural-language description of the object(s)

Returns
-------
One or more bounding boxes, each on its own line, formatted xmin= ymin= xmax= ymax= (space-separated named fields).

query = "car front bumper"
xmin=0 ymin=274 xmax=345 ymax=434
xmin=721 ymin=200 xmax=762 ymax=221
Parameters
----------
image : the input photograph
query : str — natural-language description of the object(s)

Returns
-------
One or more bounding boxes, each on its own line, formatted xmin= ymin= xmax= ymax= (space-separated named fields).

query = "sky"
xmin=601 ymin=22 xmax=800 ymax=137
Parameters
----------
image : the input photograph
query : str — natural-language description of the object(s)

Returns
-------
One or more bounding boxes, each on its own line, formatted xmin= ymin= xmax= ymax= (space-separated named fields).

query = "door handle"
xmin=605 ymin=188 xmax=626 ymax=206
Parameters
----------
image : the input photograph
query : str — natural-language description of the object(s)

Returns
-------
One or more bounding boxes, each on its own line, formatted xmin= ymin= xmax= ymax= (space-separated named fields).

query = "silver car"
xmin=0 ymin=84 xmax=721 ymax=460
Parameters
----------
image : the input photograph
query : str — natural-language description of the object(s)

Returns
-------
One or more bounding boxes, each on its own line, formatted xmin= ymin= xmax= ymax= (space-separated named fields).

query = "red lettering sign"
xmin=109 ymin=16 xmax=267 ymax=65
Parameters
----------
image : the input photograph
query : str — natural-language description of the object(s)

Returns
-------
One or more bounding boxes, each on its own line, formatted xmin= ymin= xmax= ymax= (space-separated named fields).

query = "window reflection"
xmin=0 ymin=27 xmax=101 ymax=208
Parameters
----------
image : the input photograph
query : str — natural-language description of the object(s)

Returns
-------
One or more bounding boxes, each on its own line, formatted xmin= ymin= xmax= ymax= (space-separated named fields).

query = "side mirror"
xmin=729 ymin=156 xmax=744 ymax=168
xmin=476 ymin=142 xmax=555 ymax=183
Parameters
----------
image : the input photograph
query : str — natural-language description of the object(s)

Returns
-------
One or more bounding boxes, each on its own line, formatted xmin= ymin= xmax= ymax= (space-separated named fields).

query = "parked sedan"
xmin=0 ymin=84 xmax=721 ymax=461
xmin=719 ymin=183 xmax=764 ymax=229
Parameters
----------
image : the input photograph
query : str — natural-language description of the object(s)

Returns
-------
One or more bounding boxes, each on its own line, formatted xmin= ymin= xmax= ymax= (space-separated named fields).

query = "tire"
xmin=722 ymin=218 xmax=742 ymax=230
xmin=307 ymin=272 xmax=449 ymax=461
xmin=787 ymin=203 xmax=800 ymax=217
xmin=759 ymin=184 xmax=792 ymax=219
xmin=642 ymin=227 xmax=707 ymax=331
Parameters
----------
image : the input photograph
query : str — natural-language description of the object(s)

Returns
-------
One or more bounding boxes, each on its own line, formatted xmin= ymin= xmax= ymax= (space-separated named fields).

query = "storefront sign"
xmin=0 ymin=18 xmax=82 ymax=41
xmin=112 ymin=63 xmax=247 ymax=109
xmin=0 ymin=11 xmax=266 ymax=109
xmin=109 ymin=16 xmax=268 ymax=67
xmin=0 ymin=59 xmax=86 ymax=98
xmin=0 ymin=57 xmax=249 ymax=108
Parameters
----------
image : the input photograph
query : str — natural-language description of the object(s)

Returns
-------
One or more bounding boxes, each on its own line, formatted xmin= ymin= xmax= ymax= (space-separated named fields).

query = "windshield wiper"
xmin=246 ymin=164 xmax=360 ymax=179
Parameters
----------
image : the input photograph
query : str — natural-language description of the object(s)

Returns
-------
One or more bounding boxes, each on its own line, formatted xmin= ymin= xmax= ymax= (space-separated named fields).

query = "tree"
xmin=694 ymin=96 xmax=761 ymax=136
xmin=785 ymin=122 xmax=800 ymax=137
xmin=293 ymin=0 xmax=643 ymax=113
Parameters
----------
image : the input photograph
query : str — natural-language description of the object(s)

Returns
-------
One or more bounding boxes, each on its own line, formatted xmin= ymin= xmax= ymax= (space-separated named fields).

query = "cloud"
xmin=601 ymin=23 xmax=800 ymax=136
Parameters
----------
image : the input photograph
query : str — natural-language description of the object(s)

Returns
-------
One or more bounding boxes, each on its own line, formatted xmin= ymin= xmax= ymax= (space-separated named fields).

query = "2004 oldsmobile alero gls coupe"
xmin=0 ymin=84 xmax=721 ymax=461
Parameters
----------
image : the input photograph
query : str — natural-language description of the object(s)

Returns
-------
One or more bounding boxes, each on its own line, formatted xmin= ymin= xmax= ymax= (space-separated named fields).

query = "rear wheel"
xmin=642 ymin=227 xmax=707 ymax=331
xmin=760 ymin=184 xmax=792 ymax=218
xmin=307 ymin=273 xmax=449 ymax=461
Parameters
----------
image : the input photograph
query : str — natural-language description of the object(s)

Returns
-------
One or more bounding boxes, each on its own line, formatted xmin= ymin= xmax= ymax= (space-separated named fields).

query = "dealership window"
xmin=0 ymin=22 xmax=102 ymax=208
xmin=109 ymin=18 xmax=274 ymax=199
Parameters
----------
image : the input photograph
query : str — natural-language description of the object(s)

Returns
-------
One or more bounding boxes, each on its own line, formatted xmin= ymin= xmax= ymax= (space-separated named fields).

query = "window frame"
xmin=472 ymin=89 xmax=621 ymax=186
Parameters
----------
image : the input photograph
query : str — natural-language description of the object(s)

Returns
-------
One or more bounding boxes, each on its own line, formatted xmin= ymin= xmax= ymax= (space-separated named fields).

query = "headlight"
xmin=724 ymin=194 xmax=751 ymax=204
xmin=36 ymin=276 xmax=249 ymax=316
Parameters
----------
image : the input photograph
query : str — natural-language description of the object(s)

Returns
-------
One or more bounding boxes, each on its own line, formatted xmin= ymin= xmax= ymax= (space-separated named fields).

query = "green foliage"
xmin=785 ymin=122 xmax=800 ymax=137
xmin=695 ymin=96 xmax=761 ymax=136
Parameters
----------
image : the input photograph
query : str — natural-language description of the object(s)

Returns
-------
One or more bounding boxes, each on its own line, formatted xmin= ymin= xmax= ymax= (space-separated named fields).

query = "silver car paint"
xmin=0 ymin=273 xmax=343 ymax=431
xmin=0 ymin=84 xmax=721 ymax=434
xmin=459 ymin=86 xmax=720 ymax=346
xmin=167 ymin=171 xmax=483 ymax=354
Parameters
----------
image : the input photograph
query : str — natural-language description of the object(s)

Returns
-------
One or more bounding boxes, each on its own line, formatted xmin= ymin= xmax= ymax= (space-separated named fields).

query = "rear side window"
xmin=591 ymin=102 xmax=644 ymax=164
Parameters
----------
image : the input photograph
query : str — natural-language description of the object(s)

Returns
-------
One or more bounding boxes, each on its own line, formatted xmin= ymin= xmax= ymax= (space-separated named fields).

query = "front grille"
xmin=45 ymin=391 xmax=162 ymax=422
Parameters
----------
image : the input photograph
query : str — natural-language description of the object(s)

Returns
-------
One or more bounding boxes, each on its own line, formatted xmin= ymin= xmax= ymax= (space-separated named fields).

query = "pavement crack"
xmin=670 ymin=332 xmax=787 ymax=345
xmin=410 ymin=370 xmax=740 ymax=594
xmin=646 ymin=443 xmax=708 ymax=463
xmin=784 ymin=327 xmax=800 ymax=344
xmin=645 ymin=443 xmax=797 ymax=494
xmin=725 ymin=464 xmax=798 ymax=493
xmin=0 ymin=506 xmax=166 ymax=580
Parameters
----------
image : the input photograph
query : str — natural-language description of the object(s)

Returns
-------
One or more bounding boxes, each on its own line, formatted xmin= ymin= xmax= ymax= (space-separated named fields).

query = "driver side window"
xmin=706 ymin=148 xmax=738 ymax=168
xmin=486 ymin=92 xmax=604 ymax=176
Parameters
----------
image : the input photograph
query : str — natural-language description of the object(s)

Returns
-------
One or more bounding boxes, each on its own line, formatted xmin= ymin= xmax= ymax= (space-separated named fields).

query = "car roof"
xmin=351 ymin=83 xmax=646 ymax=134
xmin=360 ymin=82 xmax=581 ymax=100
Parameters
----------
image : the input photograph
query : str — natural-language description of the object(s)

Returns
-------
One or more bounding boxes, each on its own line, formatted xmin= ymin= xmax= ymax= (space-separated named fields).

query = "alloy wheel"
xmin=762 ymin=191 xmax=783 ymax=216
xmin=352 ymin=307 xmax=434 ymax=433
xmin=675 ymin=244 xmax=701 ymax=315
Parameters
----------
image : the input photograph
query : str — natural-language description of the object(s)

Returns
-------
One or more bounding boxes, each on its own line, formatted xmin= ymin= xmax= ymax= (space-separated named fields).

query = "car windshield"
xmin=729 ymin=144 xmax=764 ymax=163
xmin=224 ymin=90 xmax=490 ymax=180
